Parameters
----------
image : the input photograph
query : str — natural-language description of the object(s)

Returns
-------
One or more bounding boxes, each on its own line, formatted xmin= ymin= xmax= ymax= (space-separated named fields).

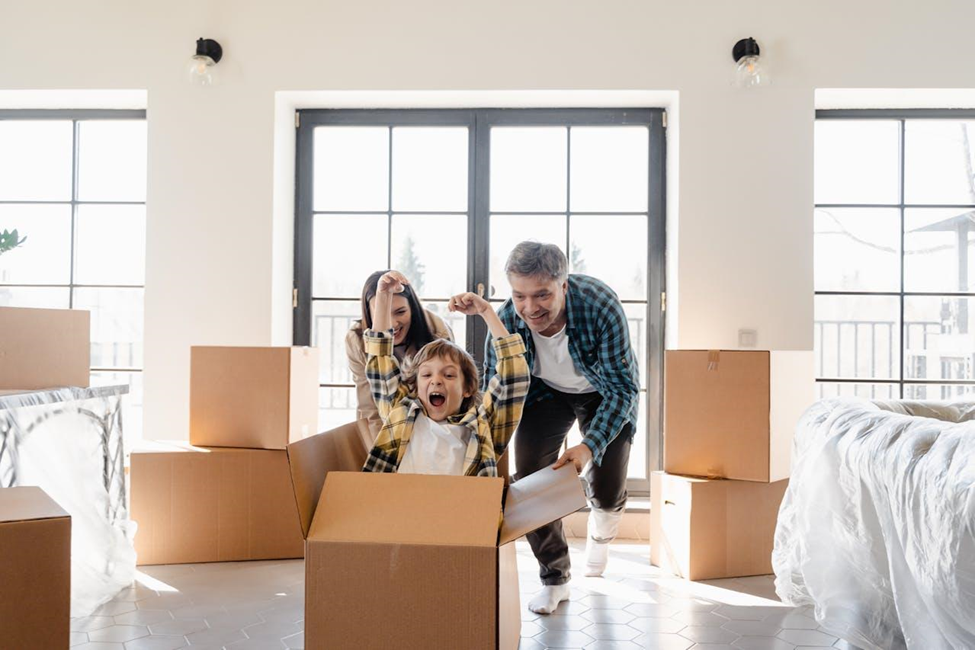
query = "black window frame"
xmin=815 ymin=108 xmax=975 ymax=399
xmin=0 ymin=108 xmax=147 ymax=384
xmin=293 ymin=107 xmax=666 ymax=493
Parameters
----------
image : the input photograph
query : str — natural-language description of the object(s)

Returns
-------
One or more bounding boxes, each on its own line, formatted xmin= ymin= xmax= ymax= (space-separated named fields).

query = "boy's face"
xmin=417 ymin=355 xmax=472 ymax=421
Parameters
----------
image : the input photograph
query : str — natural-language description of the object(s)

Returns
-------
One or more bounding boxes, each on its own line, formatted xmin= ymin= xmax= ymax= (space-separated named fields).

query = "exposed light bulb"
xmin=732 ymin=37 xmax=770 ymax=89
xmin=186 ymin=38 xmax=223 ymax=87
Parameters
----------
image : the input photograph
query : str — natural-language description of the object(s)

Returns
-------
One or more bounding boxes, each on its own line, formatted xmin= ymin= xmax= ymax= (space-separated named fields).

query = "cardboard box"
xmin=664 ymin=349 xmax=814 ymax=482
xmin=0 ymin=486 xmax=71 ymax=649
xmin=287 ymin=421 xmax=586 ymax=650
xmin=130 ymin=443 xmax=305 ymax=565
xmin=650 ymin=471 xmax=788 ymax=580
xmin=0 ymin=306 xmax=90 ymax=390
xmin=190 ymin=346 xmax=319 ymax=450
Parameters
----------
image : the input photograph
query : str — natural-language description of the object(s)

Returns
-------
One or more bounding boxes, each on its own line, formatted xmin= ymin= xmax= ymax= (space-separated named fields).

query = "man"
xmin=482 ymin=241 xmax=640 ymax=615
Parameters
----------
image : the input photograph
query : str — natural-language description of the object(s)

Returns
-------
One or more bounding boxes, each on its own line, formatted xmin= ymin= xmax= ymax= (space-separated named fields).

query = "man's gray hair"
xmin=504 ymin=241 xmax=568 ymax=282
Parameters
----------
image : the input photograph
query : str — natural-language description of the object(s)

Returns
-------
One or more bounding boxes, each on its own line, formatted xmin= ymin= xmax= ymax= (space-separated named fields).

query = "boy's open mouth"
xmin=429 ymin=392 xmax=446 ymax=407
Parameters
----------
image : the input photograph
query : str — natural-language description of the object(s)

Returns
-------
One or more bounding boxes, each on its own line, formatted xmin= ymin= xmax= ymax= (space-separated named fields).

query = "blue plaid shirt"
xmin=482 ymin=274 xmax=640 ymax=466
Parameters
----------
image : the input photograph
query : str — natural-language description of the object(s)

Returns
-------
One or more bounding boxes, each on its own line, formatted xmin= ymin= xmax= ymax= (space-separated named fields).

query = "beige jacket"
xmin=345 ymin=308 xmax=453 ymax=449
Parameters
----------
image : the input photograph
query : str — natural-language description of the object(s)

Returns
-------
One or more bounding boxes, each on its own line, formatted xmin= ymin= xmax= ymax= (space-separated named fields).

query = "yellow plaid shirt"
xmin=362 ymin=330 xmax=529 ymax=477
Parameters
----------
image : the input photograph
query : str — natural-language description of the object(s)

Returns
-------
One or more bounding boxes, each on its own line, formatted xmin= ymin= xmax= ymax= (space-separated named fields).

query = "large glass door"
xmin=295 ymin=108 xmax=665 ymax=492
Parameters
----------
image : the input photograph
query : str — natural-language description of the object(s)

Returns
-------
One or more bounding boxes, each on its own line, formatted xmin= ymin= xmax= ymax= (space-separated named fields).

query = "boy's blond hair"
xmin=402 ymin=339 xmax=481 ymax=412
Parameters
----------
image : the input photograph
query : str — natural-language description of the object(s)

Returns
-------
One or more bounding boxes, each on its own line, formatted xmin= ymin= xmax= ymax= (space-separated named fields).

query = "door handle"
xmin=477 ymin=283 xmax=485 ymax=297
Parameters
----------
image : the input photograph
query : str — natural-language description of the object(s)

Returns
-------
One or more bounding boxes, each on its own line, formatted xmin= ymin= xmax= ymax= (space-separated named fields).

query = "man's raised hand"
xmin=448 ymin=292 xmax=490 ymax=316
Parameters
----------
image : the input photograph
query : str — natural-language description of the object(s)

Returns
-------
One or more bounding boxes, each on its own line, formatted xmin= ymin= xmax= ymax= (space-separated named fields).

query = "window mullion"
xmin=898 ymin=119 xmax=906 ymax=398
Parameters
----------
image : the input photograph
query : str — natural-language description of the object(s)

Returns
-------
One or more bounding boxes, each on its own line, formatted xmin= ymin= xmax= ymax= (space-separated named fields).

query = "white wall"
xmin=2 ymin=0 xmax=972 ymax=439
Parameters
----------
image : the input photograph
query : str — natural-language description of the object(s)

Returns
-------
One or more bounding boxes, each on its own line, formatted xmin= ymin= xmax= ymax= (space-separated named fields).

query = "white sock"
xmin=527 ymin=583 xmax=571 ymax=615
xmin=585 ymin=509 xmax=623 ymax=577
xmin=585 ymin=536 xmax=610 ymax=577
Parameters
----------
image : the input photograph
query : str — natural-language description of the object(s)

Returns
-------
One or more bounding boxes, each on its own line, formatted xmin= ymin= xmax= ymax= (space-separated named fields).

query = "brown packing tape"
xmin=498 ymin=463 xmax=587 ymax=546
xmin=707 ymin=349 xmax=720 ymax=371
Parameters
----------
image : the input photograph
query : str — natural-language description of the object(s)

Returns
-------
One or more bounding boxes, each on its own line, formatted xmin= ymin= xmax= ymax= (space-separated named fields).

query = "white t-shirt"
xmin=398 ymin=413 xmax=472 ymax=476
xmin=531 ymin=325 xmax=596 ymax=394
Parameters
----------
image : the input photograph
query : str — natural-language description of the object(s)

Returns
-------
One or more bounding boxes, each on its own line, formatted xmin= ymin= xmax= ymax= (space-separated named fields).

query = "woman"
xmin=345 ymin=270 xmax=452 ymax=448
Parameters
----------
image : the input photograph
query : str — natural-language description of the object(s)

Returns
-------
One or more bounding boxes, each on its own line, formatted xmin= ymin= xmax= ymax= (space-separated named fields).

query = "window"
xmin=295 ymin=108 xmax=665 ymax=491
xmin=815 ymin=110 xmax=975 ymax=400
xmin=0 ymin=110 xmax=147 ymax=439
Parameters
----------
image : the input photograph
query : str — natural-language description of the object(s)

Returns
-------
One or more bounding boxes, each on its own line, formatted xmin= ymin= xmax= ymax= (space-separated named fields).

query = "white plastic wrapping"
xmin=0 ymin=386 xmax=136 ymax=618
xmin=773 ymin=398 xmax=975 ymax=650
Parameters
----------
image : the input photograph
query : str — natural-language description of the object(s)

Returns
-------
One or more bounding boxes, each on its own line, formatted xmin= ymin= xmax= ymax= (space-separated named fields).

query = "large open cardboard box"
xmin=287 ymin=421 xmax=586 ymax=650
xmin=664 ymin=349 xmax=814 ymax=482
xmin=650 ymin=471 xmax=788 ymax=580
xmin=0 ymin=486 xmax=71 ymax=648
xmin=130 ymin=442 xmax=305 ymax=565
xmin=189 ymin=346 xmax=319 ymax=450
xmin=0 ymin=306 xmax=90 ymax=390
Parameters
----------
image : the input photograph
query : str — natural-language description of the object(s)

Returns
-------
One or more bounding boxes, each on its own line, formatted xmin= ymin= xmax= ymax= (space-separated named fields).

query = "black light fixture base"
xmin=732 ymin=37 xmax=760 ymax=63
xmin=195 ymin=38 xmax=223 ymax=64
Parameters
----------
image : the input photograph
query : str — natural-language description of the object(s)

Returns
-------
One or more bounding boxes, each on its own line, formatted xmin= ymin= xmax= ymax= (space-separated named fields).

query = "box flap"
xmin=0 ymin=486 xmax=69 ymax=523
xmin=499 ymin=464 xmax=587 ymax=546
xmin=287 ymin=421 xmax=369 ymax=539
xmin=310 ymin=472 xmax=504 ymax=547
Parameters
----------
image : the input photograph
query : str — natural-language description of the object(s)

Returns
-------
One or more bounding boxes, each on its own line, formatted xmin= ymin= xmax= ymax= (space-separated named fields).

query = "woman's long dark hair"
xmin=357 ymin=270 xmax=436 ymax=353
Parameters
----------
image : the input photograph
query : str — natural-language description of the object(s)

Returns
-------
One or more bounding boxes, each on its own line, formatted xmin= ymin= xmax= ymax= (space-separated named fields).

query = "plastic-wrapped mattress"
xmin=0 ymin=386 xmax=136 ymax=618
xmin=772 ymin=398 xmax=975 ymax=650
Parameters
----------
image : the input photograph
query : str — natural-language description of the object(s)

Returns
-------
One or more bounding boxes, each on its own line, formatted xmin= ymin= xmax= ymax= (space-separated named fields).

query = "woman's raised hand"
xmin=448 ymin=292 xmax=491 ymax=316
xmin=377 ymin=271 xmax=409 ymax=295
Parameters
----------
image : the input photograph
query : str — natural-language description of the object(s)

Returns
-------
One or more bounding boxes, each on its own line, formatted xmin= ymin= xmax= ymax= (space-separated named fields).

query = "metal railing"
xmin=815 ymin=317 xmax=975 ymax=399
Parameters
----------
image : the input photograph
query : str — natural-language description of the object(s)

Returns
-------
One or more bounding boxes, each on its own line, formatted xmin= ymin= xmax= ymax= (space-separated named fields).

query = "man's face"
xmin=508 ymin=273 xmax=568 ymax=336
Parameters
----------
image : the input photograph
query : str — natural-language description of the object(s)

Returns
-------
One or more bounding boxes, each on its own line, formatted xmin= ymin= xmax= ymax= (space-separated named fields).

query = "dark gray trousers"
xmin=513 ymin=388 xmax=632 ymax=586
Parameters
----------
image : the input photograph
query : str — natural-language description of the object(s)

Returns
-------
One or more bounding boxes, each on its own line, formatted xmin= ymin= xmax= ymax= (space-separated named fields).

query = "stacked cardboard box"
xmin=287 ymin=421 xmax=587 ymax=650
xmin=0 ymin=306 xmax=90 ymax=390
xmin=0 ymin=487 xmax=71 ymax=648
xmin=651 ymin=349 xmax=814 ymax=580
xmin=130 ymin=346 xmax=320 ymax=565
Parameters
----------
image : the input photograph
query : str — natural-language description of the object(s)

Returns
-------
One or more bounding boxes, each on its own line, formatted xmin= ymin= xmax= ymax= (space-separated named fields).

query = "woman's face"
xmin=370 ymin=294 xmax=412 ymax=346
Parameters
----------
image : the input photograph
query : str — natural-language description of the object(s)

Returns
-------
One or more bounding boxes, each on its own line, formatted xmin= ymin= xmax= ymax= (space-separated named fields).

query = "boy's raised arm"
xmin=448 ymin=292 xmax=528 ymax=456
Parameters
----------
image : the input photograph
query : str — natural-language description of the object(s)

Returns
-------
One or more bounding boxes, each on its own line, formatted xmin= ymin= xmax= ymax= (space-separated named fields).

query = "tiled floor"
xmin=69 ymin=540 xmax=858 ymax=650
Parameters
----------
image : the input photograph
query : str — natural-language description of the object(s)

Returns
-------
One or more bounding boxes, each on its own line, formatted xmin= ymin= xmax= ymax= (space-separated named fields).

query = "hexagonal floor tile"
xmin=585 ymin=640 xmax=646 ymax=650
xmin=776 ymin=629 xmax=838 ymax=646
xmin=626 ymin=616 xmax=687 ymax=635
xmin=533 ymin=629 xmax=597 ymax=648
xmin=761 ymin=612 xmax=819 ymax=630
xmin=113 ymin=610 xmax=174 ymax=626
xmin=147 ymin=618 xmax=208 ymax=636
xmin=582 ymin=608 xmax=636 ymax=625
xmin=86 ymin=625 xmax=150 ymax=643
xmin=122 ymin=636 xmax=189 ymax=650
xmin=94 ymin=601 xmax=138 ymax=617
xmin=537 ymin=613 xmax=594 ymax=631
xmin=585 ymin=623 xmax=641 ymax=641
xmin=71 ymin=616 xmax=115 ymax=632
xmin=732 ymin=636 xmax=796 ymax=650
xmin=722 ymin=620 xmax=782 ymax=636
xmin=673 ymin=611 xmax=732 ymax=627
xmin=623 ymin=602 xmax=678 ymax=618
xmin=630 ymin=633 xmax=694 ymax=650
xmin=679 ymin=625 xmax=740 ymax=644
xmin=550 ymin=600 xmax=592 ymax=617
xmin=714 ymin=605 xmax=779 ymax=621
